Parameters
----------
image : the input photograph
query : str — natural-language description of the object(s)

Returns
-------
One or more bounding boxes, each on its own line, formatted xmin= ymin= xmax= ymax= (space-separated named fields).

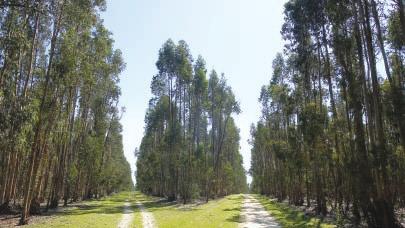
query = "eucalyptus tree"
xmin=251 ymin=0 xmax=405 ymax=227
xmin=0 ymin=1 xmax=132 ymax=224
xmin=136 ymin=40 xmax=247 ymax=203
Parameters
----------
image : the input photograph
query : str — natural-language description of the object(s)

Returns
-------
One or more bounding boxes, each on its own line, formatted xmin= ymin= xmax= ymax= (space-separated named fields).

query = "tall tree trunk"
xmin=20 ymin=2 xmax=64 ymax=223
xmin=372 ymin=0 xmax=405 ymax=151
xmin=395 ymin=0 xmax=405 ymax=39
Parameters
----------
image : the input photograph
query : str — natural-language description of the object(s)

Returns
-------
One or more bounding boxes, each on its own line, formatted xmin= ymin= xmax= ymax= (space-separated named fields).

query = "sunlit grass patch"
xmin=27 ymin=192 xmax=140 ymax=228
xmin=139 ymin=194 xmax=244 ymax=228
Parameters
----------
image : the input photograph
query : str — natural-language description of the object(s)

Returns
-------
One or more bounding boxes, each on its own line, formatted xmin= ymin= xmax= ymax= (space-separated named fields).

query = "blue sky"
xmin=101 ymin=0 xmax=287 ymax=183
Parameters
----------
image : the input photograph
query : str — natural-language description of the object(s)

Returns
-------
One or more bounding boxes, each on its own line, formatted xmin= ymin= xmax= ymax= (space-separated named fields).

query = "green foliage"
xmin=251 ymin=0 xmax=405 ymax=227
xmin=136 ymin=40 xmax=247 ymax=202
xmin=0 ymin=1 xmax=132 ymax=222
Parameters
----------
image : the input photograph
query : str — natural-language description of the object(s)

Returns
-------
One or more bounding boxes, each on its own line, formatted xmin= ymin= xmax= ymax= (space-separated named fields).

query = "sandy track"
xmin=239 ymin=195 xmax=280 ymax=228
xmin=118 ymin=202 xmax=134 ymax=228
xmin=136 ymin=202 xmax=156 ymax=228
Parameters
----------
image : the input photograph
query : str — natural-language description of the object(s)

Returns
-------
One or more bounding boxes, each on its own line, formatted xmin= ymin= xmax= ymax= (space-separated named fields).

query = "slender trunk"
xmin=22 ymin=11 xmax=40 ymax=98
xmin=20 ymin=2 xmax=64 ymax=223
xmin=395 ymin=0 xmax=405 ymax=40
xmin=372 ymin=0 xmax=405 ymax=150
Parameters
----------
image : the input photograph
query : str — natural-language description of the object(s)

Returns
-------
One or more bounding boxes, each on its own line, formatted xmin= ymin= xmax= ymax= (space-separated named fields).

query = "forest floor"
xmin=0 ymin=192 xmax=142 ymax=228
xmin=27 ymin=192 xmax=141 ymax=228
xmin=0 ymin=192 xmax=342 ymax=227
xmin=0 ymin=192 xmax=244 ymax=228
xmin=255 ymin=195 xmax=336 ymax=228
xmin=135 ymin=194 xmax=244 ymax=228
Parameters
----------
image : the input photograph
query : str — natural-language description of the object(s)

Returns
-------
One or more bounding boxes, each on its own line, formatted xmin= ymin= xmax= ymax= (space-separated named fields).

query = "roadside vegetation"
xmin=23 ymin=191 xmax=244 ymax=228
xmin=139 ymin=194 xmax=244 ymax=228
xmin=136 ymin=40 xmax=248 ymax=203
xmin=2 ymin=0 xmax=404 ymax=227
xmin=0 ymin=1 xmax=133 ymax=225
xmin=250 ymin=0 xmax=405 ymax=227
xmin=25 ymin=192 xmax=139 ymax=228
xmin=256 ymin=195 xmax=335 ymax=228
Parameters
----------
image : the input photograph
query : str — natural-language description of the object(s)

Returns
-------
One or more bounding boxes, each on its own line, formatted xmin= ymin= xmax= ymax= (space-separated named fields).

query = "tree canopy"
xmin=250 ymin=0 xmax=405 ymax=227
xmin=136 ymin=39 xmax=247 ymax=203
xmin=0 ymin=0 xmax=133 ymax=224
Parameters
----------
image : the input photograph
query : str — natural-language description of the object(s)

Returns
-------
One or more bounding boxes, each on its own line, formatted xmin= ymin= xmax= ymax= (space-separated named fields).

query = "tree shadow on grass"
xmin=53 ymin=203 xmax=126 ymax=216
xmin=259 ymin=197 xmax=325 ymax=228
xmin=175 ymin=205 xmax=202 ymax=212
xmin=227 ymin=195 xmax=244 ymax=201
xmin=141 ymin=200 xmax=205 ymax=213
xmin=141 ymin=200 xmax=176 ymax=212
xmin=0 ymin=194 xmax=141 ymax=227
xmin=39 ymin=195 xmax=138 ymax=218
xmin=226 ymin=214 xmax=242 ymax=223
xmin=223 ymin=207 xmax=241 ymax=212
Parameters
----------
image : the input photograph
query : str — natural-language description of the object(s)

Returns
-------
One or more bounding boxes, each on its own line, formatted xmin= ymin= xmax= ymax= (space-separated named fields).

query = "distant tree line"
xmin=136 ymin=40 xmax=247 ymax=203
xmin=250 ymin=0 xmax=404 ymax=227
xmin=0 ymin=0 xmax=133 ymax=224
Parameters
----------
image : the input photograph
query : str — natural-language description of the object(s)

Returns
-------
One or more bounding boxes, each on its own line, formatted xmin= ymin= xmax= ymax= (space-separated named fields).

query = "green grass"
xmin=255 ymin=194 xmax=336 ymax=228
xmin=24 ymin=191 xmax=336 ymax=228
xmin=130 ymin=207 xmax=142 ymax=228
xmin=138 ymin=194 xmax=244 ymax=228
xmin=27 ymin=192 xmax=141 ymax=228
xmin=24 ymin=191 xmax=243 ymax=228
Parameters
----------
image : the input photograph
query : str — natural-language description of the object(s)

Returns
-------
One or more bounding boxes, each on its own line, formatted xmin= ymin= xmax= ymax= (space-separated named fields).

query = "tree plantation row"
xmin=1 ymin=0 xmax=405 ymax=228
xmin=135 ymin=40 xmax=248 ymax=203
xmin=250 ymin=0 xmax=405 ymax=228
xmin=0 ymin=0 xmax=132 ymax=225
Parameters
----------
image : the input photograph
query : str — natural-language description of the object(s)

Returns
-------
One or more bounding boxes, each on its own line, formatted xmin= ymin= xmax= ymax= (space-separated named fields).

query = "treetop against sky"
xmin=101 ymin=0 xmax=287 ymax=182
